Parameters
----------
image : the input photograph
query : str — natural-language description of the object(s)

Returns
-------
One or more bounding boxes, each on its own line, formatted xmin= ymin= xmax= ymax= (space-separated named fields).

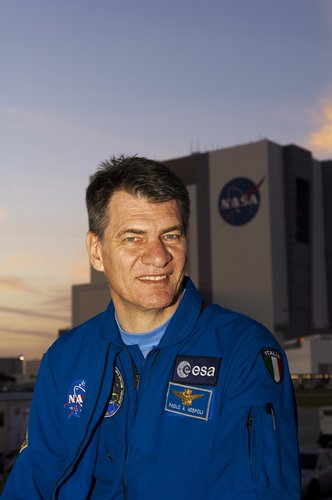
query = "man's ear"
xmin=86 ymin=232 xmax=104 ymax=272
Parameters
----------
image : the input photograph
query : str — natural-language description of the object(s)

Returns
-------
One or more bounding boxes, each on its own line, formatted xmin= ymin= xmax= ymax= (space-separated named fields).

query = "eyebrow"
xmin=162 ymin=225 xmax=184 ymax=234
xmin=121 ymin=228 xmax=146 ymax=235
xmin=120 ymin=225 xmax=183 ymax=236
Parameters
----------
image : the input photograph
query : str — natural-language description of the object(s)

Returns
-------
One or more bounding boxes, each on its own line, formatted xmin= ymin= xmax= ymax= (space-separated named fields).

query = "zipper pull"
xmin=247 ymin=411 xmax=252 ymax=432
xmin=134 ymin=373 xmax=140 ymax=391
xmin=128 ymin=352 xmax=140 ymax=390
xmin=266 ymin=402 xmax=276 ymax=430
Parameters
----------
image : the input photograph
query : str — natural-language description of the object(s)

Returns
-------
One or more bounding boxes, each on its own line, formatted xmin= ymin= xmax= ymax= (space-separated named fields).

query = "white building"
xmin=286 ymin=335 xmax=332 ymax=374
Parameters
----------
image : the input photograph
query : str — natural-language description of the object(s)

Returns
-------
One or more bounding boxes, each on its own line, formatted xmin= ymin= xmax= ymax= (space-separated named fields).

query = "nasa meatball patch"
xmin=172 ymin=355 xmax=221 ymax=386
xmin=64 ymin=379 xmax=86 ymax=418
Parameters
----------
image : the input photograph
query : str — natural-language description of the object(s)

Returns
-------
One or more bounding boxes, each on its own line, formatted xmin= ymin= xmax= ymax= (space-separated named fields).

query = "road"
xmin=298 ymin=407 xmax=320 ymax=448
xmin=298 ymin=407 xmax=332 ymax=499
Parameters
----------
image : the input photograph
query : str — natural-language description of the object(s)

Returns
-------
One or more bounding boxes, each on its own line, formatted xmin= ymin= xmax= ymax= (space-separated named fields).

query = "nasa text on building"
xmin=72 ymin=139 xmax=332 ymax=346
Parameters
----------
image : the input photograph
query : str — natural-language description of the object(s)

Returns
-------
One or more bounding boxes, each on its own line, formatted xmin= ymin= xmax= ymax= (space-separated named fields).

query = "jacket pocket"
xmin=249 ymin=404 xmax=298 ymax=495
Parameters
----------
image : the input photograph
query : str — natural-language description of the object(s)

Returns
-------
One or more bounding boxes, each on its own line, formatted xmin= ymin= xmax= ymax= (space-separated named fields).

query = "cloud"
xmin=0 ymin=276 xmax=41 ymax=294
xmin=307 ymin=98 xmax=332 ymax=157
xmin=0 ymin=209 xmax=7 ymax=220
xmin=41 ymin=295 xmax=71 ymax=308
xmin=0 ymin=326 xmax=55 ymax=339
xmin=0 ymin=305 xmax=69 ymax=322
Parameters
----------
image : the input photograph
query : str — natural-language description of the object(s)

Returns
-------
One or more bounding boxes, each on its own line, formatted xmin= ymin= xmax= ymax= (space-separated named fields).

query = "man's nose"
xmin=141 ymin=239 xmax=172 ymax=267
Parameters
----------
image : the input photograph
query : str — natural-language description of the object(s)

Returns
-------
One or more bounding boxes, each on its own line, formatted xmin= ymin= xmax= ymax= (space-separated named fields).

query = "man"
xmin=2 ymin=156 xmax=300 ymax=499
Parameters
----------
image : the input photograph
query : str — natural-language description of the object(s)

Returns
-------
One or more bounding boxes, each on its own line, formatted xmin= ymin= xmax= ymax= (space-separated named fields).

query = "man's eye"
xmin=125 ymin=236 xmax=139 ymax=242
xmin=163 ymin=233 xmax=180 ymax=240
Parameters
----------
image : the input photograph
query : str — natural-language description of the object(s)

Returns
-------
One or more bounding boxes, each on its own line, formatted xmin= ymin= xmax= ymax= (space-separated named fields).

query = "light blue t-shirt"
xmin=116 ymin=315 xmax=172 ymax=358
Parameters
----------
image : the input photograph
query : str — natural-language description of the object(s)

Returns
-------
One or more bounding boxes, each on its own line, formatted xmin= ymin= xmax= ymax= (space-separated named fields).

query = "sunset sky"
xmin=1 ymin=0 xmax=332 ymax=360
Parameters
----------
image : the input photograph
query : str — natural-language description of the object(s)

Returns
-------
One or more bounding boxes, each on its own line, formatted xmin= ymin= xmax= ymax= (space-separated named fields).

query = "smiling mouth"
xmin=138 ymin=275 xmax=168 ymax=282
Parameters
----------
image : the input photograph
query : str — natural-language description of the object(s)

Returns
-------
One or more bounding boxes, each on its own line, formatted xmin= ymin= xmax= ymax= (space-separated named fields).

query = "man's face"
xmin=87 ymin=190 xmax=187 ymax=322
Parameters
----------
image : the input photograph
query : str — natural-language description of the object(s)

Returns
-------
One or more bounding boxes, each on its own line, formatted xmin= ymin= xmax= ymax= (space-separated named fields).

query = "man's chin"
xmin=139 ymin=289 xmax=182 ymax=311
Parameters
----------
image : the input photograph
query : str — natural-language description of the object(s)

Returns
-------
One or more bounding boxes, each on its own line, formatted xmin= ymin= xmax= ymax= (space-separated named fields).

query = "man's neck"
xmin=114 ymin=297 xmax=182 ymax=334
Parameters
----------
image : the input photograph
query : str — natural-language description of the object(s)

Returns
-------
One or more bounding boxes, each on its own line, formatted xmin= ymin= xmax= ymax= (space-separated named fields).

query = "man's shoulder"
xmin=204 ymin=303 xmax=278 ymax=347
xmin=205 ymin=302 xmax=263 ymax=329
xmin=49 ymin=310 xmax=108 ymax=354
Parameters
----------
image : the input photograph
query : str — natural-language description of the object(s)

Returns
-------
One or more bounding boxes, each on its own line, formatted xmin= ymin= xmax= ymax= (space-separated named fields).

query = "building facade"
xmin=0 ymin=358 xmax=24 ymax=378
xmin=285 ymin=335 xmax=332 ymax=374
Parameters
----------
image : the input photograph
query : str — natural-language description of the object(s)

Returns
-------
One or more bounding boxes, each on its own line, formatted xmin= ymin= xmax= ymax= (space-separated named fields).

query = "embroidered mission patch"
xmin=165 ymin=382 xmax=213 ymax=421
xmin=64 ymin=379 xmax=86 ymax=418
xmin=261 ymin=348 xmax=284 ymax=383
xmin=104 ymin=367 xmax=124 ymax=418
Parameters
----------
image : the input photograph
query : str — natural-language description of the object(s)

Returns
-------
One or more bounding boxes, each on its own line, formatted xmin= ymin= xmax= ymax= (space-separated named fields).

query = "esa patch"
xmin=104 ymin=367 xmax=125 ymax=418
xmin=261 ymin=348 xmax=284 ymax=383
xmin=64 ymin=379 xmax=86 ymax=418
xmin=165 ymin=382 xmax=213 ymax=421
xmin=172 ymin=355 xmax=221 ymax=386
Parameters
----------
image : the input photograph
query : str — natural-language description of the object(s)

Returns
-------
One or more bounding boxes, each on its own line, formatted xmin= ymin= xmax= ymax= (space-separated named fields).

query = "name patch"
xmin=172 ymin=355 xmax=221 ymax=386
xmin=165 ymin=382 xmax=213 ymax=421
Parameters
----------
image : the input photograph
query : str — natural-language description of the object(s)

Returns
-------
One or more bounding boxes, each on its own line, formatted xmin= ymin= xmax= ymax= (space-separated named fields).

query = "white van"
xmin=318 ymin=407 xmax=332 ymax=447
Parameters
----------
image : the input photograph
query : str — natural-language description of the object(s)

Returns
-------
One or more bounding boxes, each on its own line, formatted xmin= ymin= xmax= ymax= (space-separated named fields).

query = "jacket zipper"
xmin=122 ymin=348 xmax=160 ymax=497
xmin=128 ymin=348 xmax=160 ymax=393
xmin=129 ymin=354 xmax=140 ymax=390
xmin=50 ymin=342 xmax=112 ymax=499
xmin=246 ymin=410 xmax=252 ymax=465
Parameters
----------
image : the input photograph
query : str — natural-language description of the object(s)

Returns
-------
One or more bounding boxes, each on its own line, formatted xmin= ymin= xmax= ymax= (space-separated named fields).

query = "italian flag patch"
xmin=261 ymin=348 xmax=284 ymax=383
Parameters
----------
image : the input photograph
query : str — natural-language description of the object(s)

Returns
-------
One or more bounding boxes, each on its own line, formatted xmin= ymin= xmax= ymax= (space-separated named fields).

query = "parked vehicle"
xmin=301 ymin=448 xmax=332 ymax=498
xmin=317 ymin=407 xmax=332 ymax=448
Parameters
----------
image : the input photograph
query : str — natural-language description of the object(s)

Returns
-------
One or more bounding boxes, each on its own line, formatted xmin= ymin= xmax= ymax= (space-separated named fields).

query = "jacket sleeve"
xmin=215 ymin=328 xmax=301 ymax=499
xmin=1 ymin=350 xmax=64 ymax=499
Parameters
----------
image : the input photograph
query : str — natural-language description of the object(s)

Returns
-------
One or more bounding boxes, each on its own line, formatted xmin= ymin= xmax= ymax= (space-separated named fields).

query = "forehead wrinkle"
xmin=107 ymin=192 xmax=183 ymax=237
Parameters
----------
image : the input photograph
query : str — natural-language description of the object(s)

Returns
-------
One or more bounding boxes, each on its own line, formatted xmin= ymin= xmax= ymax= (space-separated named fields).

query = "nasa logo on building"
xmin=218 ymin=177 xmax=265 ymax=226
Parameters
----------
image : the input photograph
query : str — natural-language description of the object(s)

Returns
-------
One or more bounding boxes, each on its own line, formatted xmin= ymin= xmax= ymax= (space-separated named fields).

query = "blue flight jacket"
xmin=2 ymin=278 xmax=301 ymax=499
